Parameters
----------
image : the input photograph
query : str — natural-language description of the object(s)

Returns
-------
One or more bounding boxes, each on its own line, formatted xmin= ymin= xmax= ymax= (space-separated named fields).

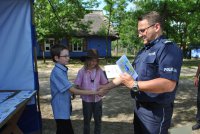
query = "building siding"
xmin=37 ymin=36 xmax=112 ymax=58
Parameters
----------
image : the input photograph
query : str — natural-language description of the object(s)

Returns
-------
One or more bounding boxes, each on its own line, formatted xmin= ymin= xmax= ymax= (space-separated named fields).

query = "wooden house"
xmin=37 ymin=10 xmax=119 ymax=58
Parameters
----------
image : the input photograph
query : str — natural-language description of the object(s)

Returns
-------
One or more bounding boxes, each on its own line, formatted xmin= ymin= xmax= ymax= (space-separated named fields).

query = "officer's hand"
xmin=120 ymin=73 xmax=134 ymax=89
xmin=112 ymin=76 xmax=122 ymax=86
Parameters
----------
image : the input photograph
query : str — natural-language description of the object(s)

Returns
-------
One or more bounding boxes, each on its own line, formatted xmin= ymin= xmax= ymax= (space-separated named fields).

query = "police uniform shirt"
xmin=133 ymin=35 xmax=183 ymax=104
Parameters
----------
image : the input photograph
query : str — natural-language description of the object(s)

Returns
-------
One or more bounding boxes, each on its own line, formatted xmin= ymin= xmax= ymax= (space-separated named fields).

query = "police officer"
xmin=98 ymin=11 xmax=182 ymax=134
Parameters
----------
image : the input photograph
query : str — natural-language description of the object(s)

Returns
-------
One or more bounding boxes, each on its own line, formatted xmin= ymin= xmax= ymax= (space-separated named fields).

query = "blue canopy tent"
xmin=0 ymin=0 xmax=42 ymax=133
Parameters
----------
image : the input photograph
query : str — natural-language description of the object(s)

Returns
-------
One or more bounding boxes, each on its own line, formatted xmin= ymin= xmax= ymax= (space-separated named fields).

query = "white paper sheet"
xmin=104 ymin=55 xmax=138 ymax=79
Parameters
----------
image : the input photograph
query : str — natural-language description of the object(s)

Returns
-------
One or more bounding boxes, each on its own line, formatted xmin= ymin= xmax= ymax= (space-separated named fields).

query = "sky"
xmin=95 ymin=0 xmax=106 ymax=10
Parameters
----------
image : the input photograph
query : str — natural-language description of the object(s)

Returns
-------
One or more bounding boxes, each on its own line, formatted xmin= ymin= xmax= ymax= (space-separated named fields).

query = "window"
xmin=71 ymin=38 xmax=84 ymax=52
xmin=44 ymin=38 xmax=55 ymax=52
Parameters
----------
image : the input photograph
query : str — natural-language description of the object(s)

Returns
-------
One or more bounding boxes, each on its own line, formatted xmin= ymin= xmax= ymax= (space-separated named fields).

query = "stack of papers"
xmin=0 ymin=92 xmax=15 ymax=103
xmin=13 ymin=90 xmax=36 ymax=99
xmin=0 ymin=90 xmax=36 ymax=123
xmin=0 ymin=105 xmax=16 ymax=123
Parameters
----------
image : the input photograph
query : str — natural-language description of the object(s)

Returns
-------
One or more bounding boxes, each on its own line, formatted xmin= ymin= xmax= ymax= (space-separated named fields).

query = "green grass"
xmin=179 ymin=75 xmax=194 ymax=79
xmin=182 ymin=59 xmax=200 ymax=67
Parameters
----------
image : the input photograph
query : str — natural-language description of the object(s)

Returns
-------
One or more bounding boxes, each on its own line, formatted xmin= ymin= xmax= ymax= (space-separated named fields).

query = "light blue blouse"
xmin=50 ymin=63 xmax=72 ymax=119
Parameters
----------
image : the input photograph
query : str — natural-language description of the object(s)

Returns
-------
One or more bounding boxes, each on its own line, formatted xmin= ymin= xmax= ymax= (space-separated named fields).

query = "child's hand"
xmin=90 ymin=90 xmax=97 ymax=95
xmin=194 ymin=76 xmax=199 ymax=87
xmin=98 ymin=85 xmax=106 ymax=90
xmin=71 ymin=94 xmax=76 ymax=100
xmin=97 ymin=88 xmax=109 ymax=97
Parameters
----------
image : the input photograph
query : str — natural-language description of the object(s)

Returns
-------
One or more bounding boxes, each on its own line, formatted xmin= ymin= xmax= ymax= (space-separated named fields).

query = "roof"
xmin=73 ymin=10 xmax=119 ymax=40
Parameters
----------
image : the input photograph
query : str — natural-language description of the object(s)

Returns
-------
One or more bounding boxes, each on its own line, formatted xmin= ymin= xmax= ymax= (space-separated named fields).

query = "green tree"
xmin=103 ymin=0 xmax=139 ymax=56
xmin=34 ymin=0 xmax=98 ymax=41
xmin=132 ymin=0 xmax=200 ymax=57
xmin=103 ymin=0 xmax=115 ymax=61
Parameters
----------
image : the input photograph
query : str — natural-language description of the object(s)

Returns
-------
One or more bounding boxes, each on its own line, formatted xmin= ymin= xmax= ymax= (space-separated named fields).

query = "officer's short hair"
xmin=138 ymin=11 xmax=164 ymax=30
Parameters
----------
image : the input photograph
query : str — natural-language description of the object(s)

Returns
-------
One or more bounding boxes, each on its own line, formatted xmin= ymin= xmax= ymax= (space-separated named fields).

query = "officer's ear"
xmin=154 ymin=23 xmax=161 ymax=32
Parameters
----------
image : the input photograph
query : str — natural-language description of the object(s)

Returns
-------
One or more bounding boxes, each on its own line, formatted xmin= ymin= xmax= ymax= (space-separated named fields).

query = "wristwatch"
xmin=132 ymin=81 xmax=139 ymax=92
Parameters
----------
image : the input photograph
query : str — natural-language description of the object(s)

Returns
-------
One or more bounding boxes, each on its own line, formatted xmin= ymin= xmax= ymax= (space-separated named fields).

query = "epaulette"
xmin=163 ymin=40 xmax=173 ymax=45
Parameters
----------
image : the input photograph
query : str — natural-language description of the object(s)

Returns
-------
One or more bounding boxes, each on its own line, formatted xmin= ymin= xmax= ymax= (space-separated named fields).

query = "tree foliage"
xmin=34 ymin=0 xmax=200 ymax=57
xmin=131 ymin=0 xmax=200 ymax=56
xmin=102 ymin=0 xmax=200 ymax=55
xmin=34 ymin=0 xmax=98 ymax=41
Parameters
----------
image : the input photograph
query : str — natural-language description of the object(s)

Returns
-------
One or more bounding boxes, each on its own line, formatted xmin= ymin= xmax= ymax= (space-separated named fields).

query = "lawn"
xmin=37 ymin=58 xmax=200 ymax=134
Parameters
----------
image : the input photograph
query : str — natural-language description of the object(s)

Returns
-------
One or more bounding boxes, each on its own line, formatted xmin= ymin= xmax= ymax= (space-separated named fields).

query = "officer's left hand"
xmin=120 ymin=73 xmax=134 ymax=89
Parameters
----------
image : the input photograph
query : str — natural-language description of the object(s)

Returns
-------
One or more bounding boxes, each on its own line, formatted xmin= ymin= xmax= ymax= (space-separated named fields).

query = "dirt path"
xmin=38 ymin=60 xmax=200 ymax=134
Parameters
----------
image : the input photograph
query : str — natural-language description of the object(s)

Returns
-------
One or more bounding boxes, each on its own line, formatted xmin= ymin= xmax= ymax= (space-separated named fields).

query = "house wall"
xmin=36 ymin=38 xmax=68 ymax=58
xmin=37 ymin=36 xmax=112 ymax=58
xmin=36 ymin=42 xmax=53 ymax=58
xmin=86 ymin=36 xmax=111 ymax=57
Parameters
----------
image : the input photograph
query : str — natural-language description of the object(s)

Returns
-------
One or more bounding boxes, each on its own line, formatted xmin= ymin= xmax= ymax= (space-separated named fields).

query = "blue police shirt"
xmin=133 ymin=35 xmax=183 ymax=104
xmin=50 ymin=63 xmax=72 ymax=119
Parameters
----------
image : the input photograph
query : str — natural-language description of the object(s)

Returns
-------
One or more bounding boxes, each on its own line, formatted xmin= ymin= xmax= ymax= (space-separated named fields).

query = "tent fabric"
xmin=18 ymin=104 xmax=42 ymax=133
xmin=0 ymin=0 xmax=35 ymax=90
xmin=0 ymin=0 xmax=42 ymax=133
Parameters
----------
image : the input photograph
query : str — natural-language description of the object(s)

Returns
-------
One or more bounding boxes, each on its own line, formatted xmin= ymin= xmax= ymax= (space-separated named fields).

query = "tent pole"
xmin=32 ymin=0 xmax=41 ymax=114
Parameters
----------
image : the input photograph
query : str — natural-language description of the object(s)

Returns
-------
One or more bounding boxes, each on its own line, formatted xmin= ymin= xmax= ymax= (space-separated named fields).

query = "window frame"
xmin=71 ymin=38 xmax=84 ymax=52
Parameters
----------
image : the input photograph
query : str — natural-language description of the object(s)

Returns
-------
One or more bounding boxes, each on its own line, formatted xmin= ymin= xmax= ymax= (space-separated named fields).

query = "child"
xmin=50 ymin=45 xmax=97 ymax=134
xmin=74 ymin=49 xmax=108 ymax=134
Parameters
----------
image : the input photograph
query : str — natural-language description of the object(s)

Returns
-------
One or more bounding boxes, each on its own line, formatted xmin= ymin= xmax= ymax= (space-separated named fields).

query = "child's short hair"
xmin=50 ymin=44 xmax=68 ymax=62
